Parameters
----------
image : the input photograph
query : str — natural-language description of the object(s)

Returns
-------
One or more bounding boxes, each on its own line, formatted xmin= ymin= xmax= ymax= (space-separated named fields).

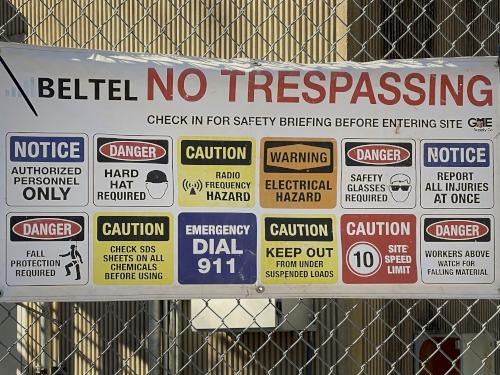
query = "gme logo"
xmin=468 ymin=117 xmax=493 ymax=129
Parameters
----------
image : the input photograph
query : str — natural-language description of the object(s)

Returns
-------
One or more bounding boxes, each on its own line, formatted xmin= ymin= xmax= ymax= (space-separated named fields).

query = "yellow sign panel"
xmin=260 ymin=138 xmax=337 ymax=208
xmin=93 ymin=213 xmax=173 ymax=285
xmin=261 ymin=215 xmax=338 ymax=284
xmin=178 ymin=137 xmax=255 ymax=207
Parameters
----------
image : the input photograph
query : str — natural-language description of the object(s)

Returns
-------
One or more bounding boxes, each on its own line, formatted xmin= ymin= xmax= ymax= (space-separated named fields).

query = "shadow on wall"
xmin=0 ymin=0 xmax=27 ymax=42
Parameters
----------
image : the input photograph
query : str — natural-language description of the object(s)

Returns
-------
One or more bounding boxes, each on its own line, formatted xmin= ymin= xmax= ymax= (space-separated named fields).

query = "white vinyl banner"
xmin=0 ymin=42 xmax=498 ymax=301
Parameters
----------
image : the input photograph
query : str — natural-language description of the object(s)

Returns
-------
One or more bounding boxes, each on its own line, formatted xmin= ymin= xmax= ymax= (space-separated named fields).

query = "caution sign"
xmin=341 ymin=214 xmax=417 ymax=284
xmin=93 ymin=213 xmax=173 ymax=285
xmin=421 ymin=141 xmax=493 ymax=208
xmin=341 ymin=140 xmax=416 ymax=208
xmin=260 ymin=138 xmax=337 ymax=208
xmin=178 ymin=213 xmax=257 ymax=284
xmin=178 ymin=137 xmax=255 ymax=207
xmin=6 ymin=214 xmax=88 ymax=286
xmin=94 ymin=136 xmax=173 ymax=206
xmin=261 ymin=215 xmax=338 ymax=284
xmin=7 ymin=133 xmax=88 ymax=206
xmin=421 ymin=216 xmax=494 ymax=283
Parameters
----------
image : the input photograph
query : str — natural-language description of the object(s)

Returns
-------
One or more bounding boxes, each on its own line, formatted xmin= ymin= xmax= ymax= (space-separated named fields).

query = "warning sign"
xmin=178 ymin=213 xmax=257 ymax=284
xmin=94 ymin=136 xmax=173 ymax=206
xmin=261 ymin=215 xmax=338 ymax=284
xmin=421 ymin=216 xmax=494 ymax=283
xmin=341 ymin=214 xmax=417 ymax=284
xmin=93 ymin=213 xmax=173 ymax=285
xmin=178 ymin=137 xmax=255 ymax=207
xmin=341 ymin=140 xmax=416 ymax=208
xmin=6 ymin=214 xmax=88 ymax=286
xmin=7 ymin=133 xmax=88 ymax=206
xmin=421 ymin=141 xmax=493 ymax=208
xmin=260 ymin=138 xmax=337 ymax=208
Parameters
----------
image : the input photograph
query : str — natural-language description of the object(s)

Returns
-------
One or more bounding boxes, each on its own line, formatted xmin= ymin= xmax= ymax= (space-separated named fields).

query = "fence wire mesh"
xmin=0 ymin=0 xmax=499 ymax=374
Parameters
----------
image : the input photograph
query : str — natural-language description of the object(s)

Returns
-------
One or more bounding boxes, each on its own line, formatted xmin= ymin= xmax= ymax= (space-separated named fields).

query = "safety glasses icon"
xmin=390 ymin=185 xmax=410 ymax=191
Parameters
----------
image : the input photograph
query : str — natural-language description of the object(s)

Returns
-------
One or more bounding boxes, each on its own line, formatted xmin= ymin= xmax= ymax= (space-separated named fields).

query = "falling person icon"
xmin=60 ymin=244 xmax=83 ymax=280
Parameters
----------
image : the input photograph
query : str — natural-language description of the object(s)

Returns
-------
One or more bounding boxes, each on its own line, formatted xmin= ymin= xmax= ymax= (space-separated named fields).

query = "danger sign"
xmin=94 ymin=135 xmax=173 ymax=206
xmin=6 ymin=214 xmax=88 ymax=286
xmin=341 ymin=140 xmax=416 ymax=209
xmin=7 ymin=133 xmax=88 ymax=206
xmin=421 ymin=216 xmax=494 ymax=283
xmin=341 ymin=214 xmax=417 ymax=284
xmin=260 ymin=138 xmax=337 ymax=208
xmin=178 ymin=137 xmax=255 ymax=207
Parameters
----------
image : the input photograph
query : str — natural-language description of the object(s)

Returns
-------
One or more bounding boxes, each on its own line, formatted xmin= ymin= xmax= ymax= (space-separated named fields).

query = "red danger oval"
xmin=12 ymin=218 xmax=82 ymax=240
xmin=426 ymin=220 xmax=489 ymax=241
xmin=347 ymin=144 xmax=410 ymax=165
xmin=99 ymin=141 xmax=166 ymax=161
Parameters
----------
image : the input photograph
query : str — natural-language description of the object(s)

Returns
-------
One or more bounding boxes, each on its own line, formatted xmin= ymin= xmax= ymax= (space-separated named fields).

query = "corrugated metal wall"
xmin=4 ymin=0 xmax=500 ymax=374
xmin=7 ymin=0 xmax=499 ymax=60
xmin=0 ymin=0 xmax=26 ymax=41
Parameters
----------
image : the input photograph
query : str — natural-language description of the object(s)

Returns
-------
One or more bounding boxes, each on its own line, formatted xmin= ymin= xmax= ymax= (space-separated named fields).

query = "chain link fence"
xmin=0 ymin=0 xmax=500 ymax=374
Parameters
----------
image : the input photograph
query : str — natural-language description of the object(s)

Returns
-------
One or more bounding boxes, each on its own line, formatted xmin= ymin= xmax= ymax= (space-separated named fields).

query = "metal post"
xmin=148 ymin=300 xmax=162 ymax=375
xmin=39 ymin=303 xmax=50 ymax=374
xmin=162 ymin=300 xmax=171 ymax=375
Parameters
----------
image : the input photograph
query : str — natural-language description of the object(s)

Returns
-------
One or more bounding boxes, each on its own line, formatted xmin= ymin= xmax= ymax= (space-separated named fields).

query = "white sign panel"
xmin=420 ymin=140 xmax=494 ymax=208
xmin=341 ymin=139 xmax=416 ymax=208
xmin=93 ymin=135 xmax=174 ymax=206
xmin=6 ymin=213 xmax=88 ymax=286
xmin=7 ymin=133 xmax=88 ymax=206
xmin=0 ymin=42 xmax=498 ymax=301
xmin=420 ymin=215 xmax=494 ymax=283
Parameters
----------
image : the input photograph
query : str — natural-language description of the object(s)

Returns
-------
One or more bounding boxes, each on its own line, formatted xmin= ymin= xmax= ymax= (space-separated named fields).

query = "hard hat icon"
xmin=146 ymin=170 xmax=168 ymax=184
xmin=145 ymin=170 xmax=169 ymax=199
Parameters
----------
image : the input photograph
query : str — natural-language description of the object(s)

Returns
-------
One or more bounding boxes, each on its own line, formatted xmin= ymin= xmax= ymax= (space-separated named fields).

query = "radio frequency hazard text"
xmin=178 ymin=138 xmax=255 ymax=207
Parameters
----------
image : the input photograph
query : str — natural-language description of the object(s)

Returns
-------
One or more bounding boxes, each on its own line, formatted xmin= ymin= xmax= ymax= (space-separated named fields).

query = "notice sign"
xmin=421 ymin=141 xmax=493 ymax=208
xmin=261 ymin=216 xmax=338 ymax=284
xmin=342 ymin=140 xmax=416 ymax=208
xmin=93 ymin=213 xmax=173 ymax=285
xmin=421 ymin=216 xmax=494 ymax=283
xmin=178 ymin=213 xmax=257 ymax=284
xmin=260 ymin=138 xmax=337 ymax=208
xmin=6 ymin=214 xmax=88 ymax=286
xmin=94 ymin=136 xmax=173 ymax=206
xmin=178 ymin=137 xmax=255 ymax=207
xmin=7 ymin=133 xmax=88 ymax=206
xmin=341 ymin=214 xmax=417 ymax=284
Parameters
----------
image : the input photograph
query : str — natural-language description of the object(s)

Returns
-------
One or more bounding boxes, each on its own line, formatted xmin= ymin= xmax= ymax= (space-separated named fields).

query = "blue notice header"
xmin=10 ymin=135 xmax=85 ymax=162
xmin=178 ymin=213 xmax=257 ymax=284
xmin=423 ymin=142 xmax=490 ymax=167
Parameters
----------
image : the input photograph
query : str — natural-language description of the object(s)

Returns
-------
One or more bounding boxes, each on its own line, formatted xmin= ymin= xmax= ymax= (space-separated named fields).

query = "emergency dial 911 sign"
xmin=0 ymin=42 xmax=498 ymax=301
